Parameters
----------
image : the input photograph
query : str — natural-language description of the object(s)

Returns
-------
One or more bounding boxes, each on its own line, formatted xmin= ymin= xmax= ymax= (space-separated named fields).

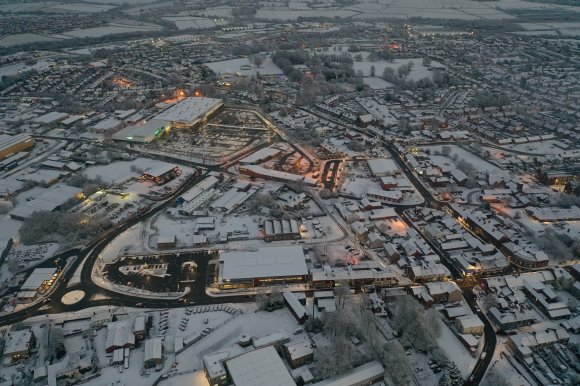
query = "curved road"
xmin=1 ymin=107 xmax=498 ymax=386
xmin=297 ymin=105 xmax=498 ymax=386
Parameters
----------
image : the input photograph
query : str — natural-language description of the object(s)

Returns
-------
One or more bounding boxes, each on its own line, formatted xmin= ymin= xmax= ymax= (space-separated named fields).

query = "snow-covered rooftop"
xmin=154 ymin=97 xmax=222 ymax=125
xmin=220 ymin=246 xmax=308 ymax=282
xmin=226 ymin=345 xmax=295 ymax=386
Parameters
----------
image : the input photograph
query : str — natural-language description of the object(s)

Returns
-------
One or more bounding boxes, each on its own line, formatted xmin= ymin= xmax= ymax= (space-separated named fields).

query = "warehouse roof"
xmin=21 ymin=267 xmax=57 ymax=290
xmin=366 ymin=158 xmax=399 ymax=176
xmin=144 ymin=338 xmax=163 ymax=362
xmin=112 ymin=119 xmax=170 ymax=143
xmin=220 ymin=246 xmax=307 ymax=282
xmin=313 ymin=361 xmax=384 ymax=386
xmin=226 ymin=345 xmax=295 ymax=386
xmin=32 ymin=112 xmax=69 ymax=124
xmin=154 ymin=97 xmax=222 ymax=124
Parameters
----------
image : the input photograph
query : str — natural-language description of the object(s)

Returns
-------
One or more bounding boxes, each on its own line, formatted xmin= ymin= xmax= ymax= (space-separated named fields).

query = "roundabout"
xmin=61 ymin=290 xmax=85 ymax=305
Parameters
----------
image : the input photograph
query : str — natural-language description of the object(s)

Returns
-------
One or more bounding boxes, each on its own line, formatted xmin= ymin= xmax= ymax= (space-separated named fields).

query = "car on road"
xmin=480 ymin=352 xmax=486 ymax=360
xmin=135 ymin=303 xmax=144 ymax=308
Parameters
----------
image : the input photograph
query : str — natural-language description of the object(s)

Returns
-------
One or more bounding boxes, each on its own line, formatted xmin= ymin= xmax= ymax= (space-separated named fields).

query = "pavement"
xmin=0 ymin=109 xmax=500 ymax=386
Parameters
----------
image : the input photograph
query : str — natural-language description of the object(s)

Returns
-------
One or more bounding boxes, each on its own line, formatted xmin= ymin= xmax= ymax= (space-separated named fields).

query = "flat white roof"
xmin=4 ymin=329 xmax=34 ymax=354
xmin=220 ymin=246 xmax=307 ymax=282
xmin=154 ymin=97 xmax=222 ymax=124
xmin=226 ymin=345 xmax=295 ymax=386
xmin=32 ymin=112 xmax=69 ymax=124
xmin=313 ymin=361 xmax=384 ymax=386
xmin=366 ymin=158 xmax=399 ymax=175
xmin=112 ymin=119 xmax=170 ymax=143
xmin=144 ymin=163 xmax=178 ymax=178
xmin=144 ymin=338 xmax=163 ymax=361
xmin=240 ymin=146 xmax=282 ymax=164
xmin=241 ymin=164 xmax=304 ymax=182
xmin=21 ymin=267 xmax=57 ymax=290
xmin=180 ymin=175 xmax=219 ymax=202
xmin=10 ymin=185 xmax=82 ymax=220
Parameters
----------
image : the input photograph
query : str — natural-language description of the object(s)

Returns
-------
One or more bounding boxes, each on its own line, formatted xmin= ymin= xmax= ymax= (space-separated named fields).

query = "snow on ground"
xmin=0 ymin=215 xmax=23 ymax=241
xmin=61 ymin=290 xmax=85 ymax=305
xmin=149 ymin=213 xmax=200 ymax=249
xmin=493 ymin=203 xmax=580 ymax=240
xmin=0 ymin=33 xmax=64 ymax=48
xmin=0 ymin=242 xmax=59 ymax=283
xmin=349 ymin=0 xmax=522 ymax=20
xmin=61 ymin=22 xmax=161 ymax=38
xmin=503 ymin=139 xmax=580 ymax=157
xmin=100 ymin=223 xmax=144 ymax=263
xmin=160 ymin=370 xmax=209 ymax=386
xmin=163 ymin=16 xmax=228 ymax=30
xmin=340 ymin=175 xmax=381 ymax=197
xmin=358 ymin=97 xmax=398 ymax=125
xmin=174 ymin=306 xmax=302 ymax=373
xmin=362 ymin=76 xmax=394 ymax=90
xmin=203 ymin=56 xmax=283 ymax=76
xmin=198 ymin=6 xmax=233 ymax=18
xmin=435 ymin=318 xmax=477 ymax=378
xmin=256 ymin=8 xmax=357 ymax=20
xmin=422 ymin=144 xmax=502 ymax=174
xmin=484 ymin=354 xmax=533 ymax=386
xmin=84 ymin=157 xmax=182 ymax=184
xmin=150 ymin=307 xmax=235 ymax=352
xmin=353 ymin=57 xmax=444 ymax=81
xmin=47 ymin=3 xmax=115 ymax=12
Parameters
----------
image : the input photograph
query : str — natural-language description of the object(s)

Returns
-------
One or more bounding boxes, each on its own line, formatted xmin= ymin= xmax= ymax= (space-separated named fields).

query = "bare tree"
xmin=255 ymin=288 xmax=268 ymax=311
xmin=250 ymin=54 xmax=264 ymax=68
xmin=383 ymin=341 xmax=412 ymax=385
xmin=334 ymin=285 xmax=350 ymax=310
xmin=483 ymin=368 xmax=510 ymax=386
xmin=315 ymin=337 xmax=355 ymax=379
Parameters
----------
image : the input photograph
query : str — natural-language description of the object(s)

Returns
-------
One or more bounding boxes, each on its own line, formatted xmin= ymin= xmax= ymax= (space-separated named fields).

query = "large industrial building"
xmin=112 ymin=97 xmax=223 ymax=144
xmin=263 ymin=219 xmax=301 ymax=242
xmin=225 ymin=345 xmax=296 ymax=386
xmin=218 ymin=246 xmax=309 ymax=289
xmin=0 ymin=133 xmax=35 ymax=161
xmin=366 ymin=158 xmax=400 ymax=177
xmin=154 ymin=97 xmax=223 ymax=129
xmin=112 ymin=119 xmax=170 ymax=144
xmin=141 ymin=163 xmax=180 ymax=184
xmin=240 ymin=165 xmax=318 ymax=186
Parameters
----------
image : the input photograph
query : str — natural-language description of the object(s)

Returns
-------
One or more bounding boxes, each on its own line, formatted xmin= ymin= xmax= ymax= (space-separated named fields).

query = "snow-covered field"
xmin=340 ymin=175 xmax=382 ymax=197
xmin=204 ymin=57 xmax=283 ymax=76
xmin=199 ymin=6 xmax=234 ymax=18
xmin=363 ymin=76 xmax=394 ymax=90
xmin=46 ymin=3 xmax=116 ymax=13
xmin=422 ymin=145 xmax=502 ymax=174
xmin=353 ymin=57 xmax=444 ymax=81
xmin=0 ymin=33 xmax=64 ymax=48
xmin=100 ymin=224 xmax=143 ymax=263
xmin=0 ymin=59 xmax=59 ymax=76
xmin=163 ymin=16 xmax=228 ymax=30
xmin=256 ymin=8 xmax=357 ymax=20
xmin=62 ymin=22 xmax=161 ymax=38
